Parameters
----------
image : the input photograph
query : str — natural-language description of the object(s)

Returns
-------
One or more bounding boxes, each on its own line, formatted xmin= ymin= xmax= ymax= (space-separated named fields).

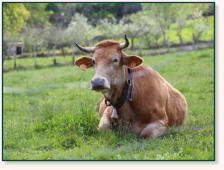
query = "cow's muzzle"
xmin=91 ymin=77 xmax=110 ymax=91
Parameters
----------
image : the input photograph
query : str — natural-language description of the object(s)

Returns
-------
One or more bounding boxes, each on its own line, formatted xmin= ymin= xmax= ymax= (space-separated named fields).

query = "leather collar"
xmin=105 ymin=68 xmax=133 ymax=109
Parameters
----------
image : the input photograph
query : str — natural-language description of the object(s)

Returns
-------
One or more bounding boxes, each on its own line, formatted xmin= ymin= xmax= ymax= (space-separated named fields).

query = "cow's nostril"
xmin=91 ymin=78 xmax=105 ymax=89
xmin=99 ymin=78 xmax=105 ymax=84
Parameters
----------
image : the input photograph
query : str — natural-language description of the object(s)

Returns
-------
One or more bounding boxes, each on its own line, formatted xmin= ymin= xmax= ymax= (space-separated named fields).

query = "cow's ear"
xmin=75 ymin=56 xmax=93 ymax=71
xmin=123 ymin=55 xmax=143 ymax=68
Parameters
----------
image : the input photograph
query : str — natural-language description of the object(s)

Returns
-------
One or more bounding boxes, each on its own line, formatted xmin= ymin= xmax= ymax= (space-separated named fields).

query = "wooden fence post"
xmin=138 ymin=40 xmax=142 ymax=57
xmin=13 ymin=52 xmax=16 ymax=69
xmin=72 ymin=46 xmax=75 ymax=65
xmin=53 ymin=48 xmax=57 ymax=65
xmin=34 ymin=51 xmax=37 ymax=67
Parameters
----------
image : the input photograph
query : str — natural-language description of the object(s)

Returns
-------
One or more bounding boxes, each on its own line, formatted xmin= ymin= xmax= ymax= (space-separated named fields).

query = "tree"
xmin=20 ymin=26 xmax=46 ymax=53
xmin=190 ymin=4 xmax=211 ymax=43
xmin=143 ymin=3 xmax=176 ymax=46
xmin=97 ymin=17 xmax=125 ymax=40
xmin=48 ymin=3 xmax=78 ymax=27
xmin=75 ymin=3 xmax=142 ymax=23
xmin=122 ymin=20 xmax=139 ymax=49
xmin=121 ymin=12 xmax=150 ymax=49
xmin=131 ymin=12 xmax=151 ymax=48
xmin=149 ymin=22 xmax=162 ymax=48
xmin=174 ymin=4 xmax=193 ymax=44
xmin=3 ymin=3 xmax=30 ymax=36
xmin=24 ymin=3 xmax=53 ymax=27
xmin=65 ymin=13 xmax=100 ymax=47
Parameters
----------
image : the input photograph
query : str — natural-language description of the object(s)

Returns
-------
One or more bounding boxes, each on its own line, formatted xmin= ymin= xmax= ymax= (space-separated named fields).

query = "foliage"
xmin=143 ymin=3 xmax=177 ymax=46
xmin=48 ymin=3 xmax=78 ymax=27
xmin=24 ymin=3 xmax=53 ymax=27
xmin=97 ymin=17 xmax=124 ymax=39
xmin=75 ymin=3 xmax=142 ymax=22
xmin=173 ymin=4 xmax=193 ymax=44
xmin=120 ymin=12 xmax=151 ymax=49
xmin=20 ymin=27 xmax=45 ymax=52
xmin=45 ymin=3 xmax=142 ymax=28
xmin=3 ymin=48 xmax=214 ymax=160
xmin=3 ymin=3 xmax=30 ymax=37
xmin=190 ymin=4 xmax=211 ymax=42
xmin=66 ymin=13 xmax=100 ymax=46
xmin=3 ymin=3 xmax=214 ymax=56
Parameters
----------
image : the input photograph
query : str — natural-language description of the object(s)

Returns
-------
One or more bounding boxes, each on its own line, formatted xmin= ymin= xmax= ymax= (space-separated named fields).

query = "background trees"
xmin=3 ymin=3 xmax=214 ymax=55
xmin=173 ymin=4 xmax=193 ymax=44
xmin=75 ymin=3 xmax=142 ymax=23
xmin=3 ymin=3 xmax=30 ymax=37
xmin=190 ymin=4 xmax=212 ymax=43
xmin=66 ymin=13 xmax=100 ymax=46
xmin=143 ymin=3 xmax=177 ymax=46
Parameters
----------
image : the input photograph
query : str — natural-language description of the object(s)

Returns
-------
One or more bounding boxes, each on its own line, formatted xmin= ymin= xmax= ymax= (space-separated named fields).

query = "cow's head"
xmin=75 ymin=35 xmax=143 ymax=94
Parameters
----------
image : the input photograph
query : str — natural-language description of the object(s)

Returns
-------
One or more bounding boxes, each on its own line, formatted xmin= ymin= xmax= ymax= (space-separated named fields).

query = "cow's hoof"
xmin=140 ymin=121 xmax=166 ymax=138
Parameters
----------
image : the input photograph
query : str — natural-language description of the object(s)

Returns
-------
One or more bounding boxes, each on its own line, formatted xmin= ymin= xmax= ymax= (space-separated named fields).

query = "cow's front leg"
xmin=140 ymin=120 xmax=167 ymax=138
xmin=98 ymin=106 xmax=113 ymax=130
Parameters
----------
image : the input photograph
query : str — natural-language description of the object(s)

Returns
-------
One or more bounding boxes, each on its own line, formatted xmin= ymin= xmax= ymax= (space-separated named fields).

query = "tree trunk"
xmin=197 ymin=31 xmax=203 ymax=42
xmin=192 ymin=33 xmax=197 ymax=50
xmin=163 ymin=31 xmax=167 ymax=47
xmin=34 ymin=51 xmax=37 ymax=67
xmin=61 ymin=47 xmax=65 ymax=57
xmin=47 ymin=48 xmax=50 ymax=57
xmin=138 ymin=40 xmax=142 ymax=57
xmin=177 ymin=33 xmax=183 ymax=45
xmin=53 ymin=48 xmax=57 ymax=65
xmin=167 ymin=36 xmax=170 ymax=52
xmin=146 ymin=37 xmax=151 ymax=49
xmin=131 ymin=37 xmax=135 ymax=50
xmin=14 ymin=53 xmax=16 ymax=69
xmin=155 ymin=38 xmax=159 ymax=48
xmin=192 ymin=33 xmax=197 ymax=43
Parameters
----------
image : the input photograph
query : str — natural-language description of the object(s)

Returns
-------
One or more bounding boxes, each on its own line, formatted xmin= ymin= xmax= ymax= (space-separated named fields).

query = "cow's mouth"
xmin=91 ymin=86 xmax=110 ymax=92
xmin=90 ymin=77 xmax=110 ymax=92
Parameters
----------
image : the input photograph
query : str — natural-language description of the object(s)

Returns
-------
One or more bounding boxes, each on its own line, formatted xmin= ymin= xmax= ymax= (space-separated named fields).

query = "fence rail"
xmin=3 ymin=41 xmax=214 ymax=73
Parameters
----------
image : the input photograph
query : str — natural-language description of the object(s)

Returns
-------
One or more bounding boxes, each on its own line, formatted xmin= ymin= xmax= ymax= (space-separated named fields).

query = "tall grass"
xmin=3 ymin=48 xmax=214 ymax=160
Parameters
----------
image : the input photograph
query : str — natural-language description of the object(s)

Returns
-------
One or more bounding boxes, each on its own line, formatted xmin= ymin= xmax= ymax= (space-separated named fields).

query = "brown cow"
xmin=75 ymin=35 xmax=187 ymax=138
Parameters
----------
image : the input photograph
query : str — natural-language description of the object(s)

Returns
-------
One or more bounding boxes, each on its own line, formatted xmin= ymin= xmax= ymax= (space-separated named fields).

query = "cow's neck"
xmin=103 ymin=66 xmax=129 ymax=106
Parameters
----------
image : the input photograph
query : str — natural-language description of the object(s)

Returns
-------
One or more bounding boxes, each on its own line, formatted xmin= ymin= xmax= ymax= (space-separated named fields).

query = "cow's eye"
xmin=92 ymin=59 xmax=95 ymax=65
xmin=112 ymin=59 xmax=118 ymax=63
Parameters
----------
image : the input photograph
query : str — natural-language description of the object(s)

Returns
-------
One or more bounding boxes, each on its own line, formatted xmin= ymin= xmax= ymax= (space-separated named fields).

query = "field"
xmin=3 ymin=48 xmax=214 ymax=160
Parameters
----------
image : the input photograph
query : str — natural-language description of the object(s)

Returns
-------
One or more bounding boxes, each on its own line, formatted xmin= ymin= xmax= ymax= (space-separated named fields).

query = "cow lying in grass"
xmin=75 ymin=35 xmax=187 ymax=138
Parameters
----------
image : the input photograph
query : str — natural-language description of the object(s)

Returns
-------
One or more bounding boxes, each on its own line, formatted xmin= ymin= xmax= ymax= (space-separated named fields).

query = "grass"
xmin=3 ymin=48 xmax=214 ymax=160
xmin=3 ymin=55 xmax=74 ymax=71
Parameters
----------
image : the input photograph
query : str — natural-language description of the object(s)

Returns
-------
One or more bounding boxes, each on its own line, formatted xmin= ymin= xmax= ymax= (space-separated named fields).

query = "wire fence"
xmin=3 ymin=40 xmax=214 ymax=73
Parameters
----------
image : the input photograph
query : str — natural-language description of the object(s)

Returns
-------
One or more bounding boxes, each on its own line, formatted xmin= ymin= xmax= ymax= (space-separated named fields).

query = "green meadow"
xmin=3 ymin=48 xmax=214 ymax=160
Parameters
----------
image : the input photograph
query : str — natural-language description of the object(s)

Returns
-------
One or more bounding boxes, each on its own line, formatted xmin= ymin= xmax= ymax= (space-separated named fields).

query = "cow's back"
xmin=130 ymin=65 xmax=187 ymax=127
xmin=141 ymin=66 xmax=187 ymax=126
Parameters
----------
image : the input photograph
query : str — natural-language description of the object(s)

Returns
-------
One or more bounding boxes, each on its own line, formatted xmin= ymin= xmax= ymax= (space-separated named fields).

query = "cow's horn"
xmin=119 ymin=34 xmax=129 ymax=49
xmin=74 ymin=42 xmax=95 ymax=53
